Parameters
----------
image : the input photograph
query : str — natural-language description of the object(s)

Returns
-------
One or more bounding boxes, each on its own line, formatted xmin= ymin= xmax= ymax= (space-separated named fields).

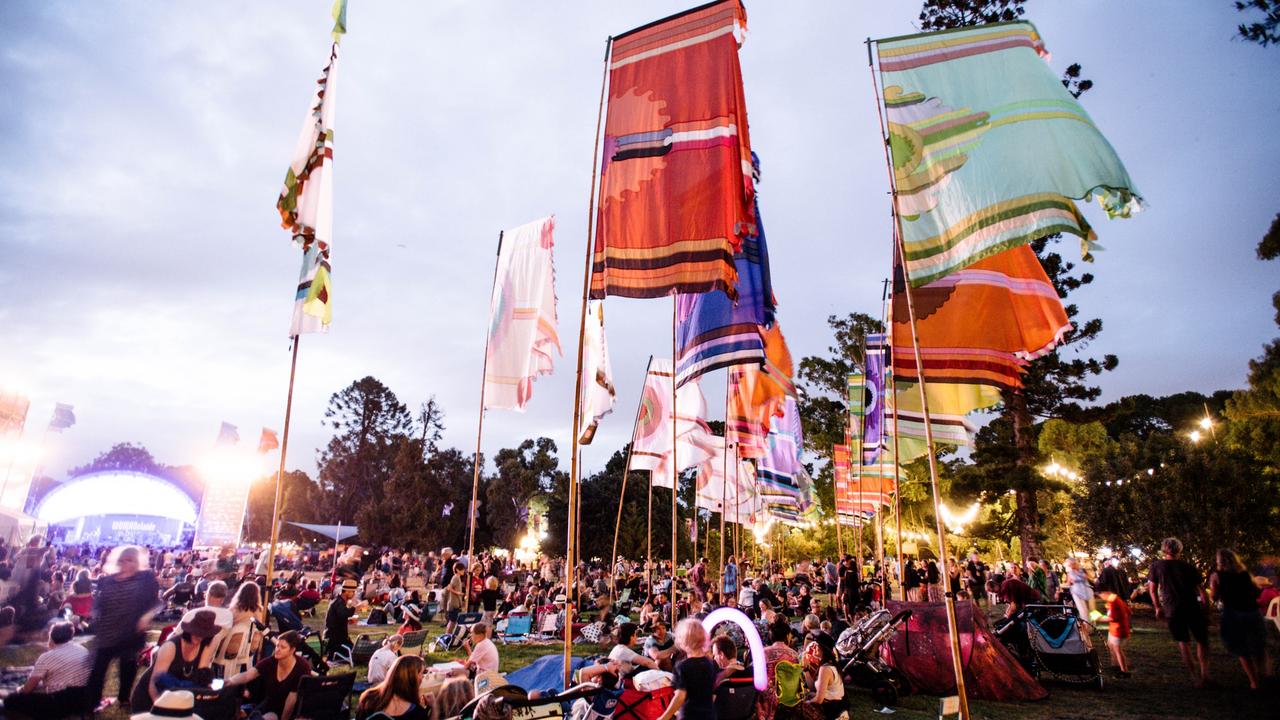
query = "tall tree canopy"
xmin=315 ymin=376 xmax=415 ymax=524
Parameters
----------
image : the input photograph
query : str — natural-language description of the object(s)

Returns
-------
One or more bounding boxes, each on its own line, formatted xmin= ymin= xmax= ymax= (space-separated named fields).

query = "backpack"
xmin=774 ymin=660 xmax=805 ymax=708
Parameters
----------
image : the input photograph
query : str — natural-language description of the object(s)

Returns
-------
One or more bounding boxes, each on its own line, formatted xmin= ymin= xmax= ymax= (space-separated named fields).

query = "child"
xmin=657 ymin=619 xmax=718 ymax=720
xmin=1100 ymin=591 xmax=1132 ymax=677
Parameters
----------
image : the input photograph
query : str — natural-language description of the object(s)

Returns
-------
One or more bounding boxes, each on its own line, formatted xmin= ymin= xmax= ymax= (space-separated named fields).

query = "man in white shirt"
xmin=463 ymin=623 xmax=500 ymax=675
xmin=367 ymin=634 xmax=403 ymax=684
xmin=3 ymin=622 xmax=90 ymax=717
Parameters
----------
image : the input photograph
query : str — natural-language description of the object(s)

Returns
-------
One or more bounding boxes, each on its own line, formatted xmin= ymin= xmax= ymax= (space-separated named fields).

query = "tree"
xmin=1236 ymin=0 xmax=1280 ymax=46
xmin=243 ymin=470 xmax=323 ymax=543
xmin=919 ymin=0 xmax=1026 ymax=30
xmin=486 ymin=438 xmax=562 ymax=549
xmin=1226 ymin=213 xmax=1280 ymax=467
xmin=69 ymin=442 xmax=163 ymax=477
xmin=315 ymin=377 xmax=414 ymax=524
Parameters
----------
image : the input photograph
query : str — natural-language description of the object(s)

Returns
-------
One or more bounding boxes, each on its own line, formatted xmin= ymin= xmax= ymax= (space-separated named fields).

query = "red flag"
xmin=591 ymin=0 xmax=754 ymax=300
xmin=258 ymin=428 xmax=280 ymax=454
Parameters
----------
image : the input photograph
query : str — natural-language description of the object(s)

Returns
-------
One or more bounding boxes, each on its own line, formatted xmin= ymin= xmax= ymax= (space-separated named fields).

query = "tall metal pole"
xmin=265 ymin=336 xmax=300 ymax=594
xmin=611 ymin=357 xmax=653 ymax=603
xmin=465 ymin=231 xmax=505 ymax=608
xmin=563 ymin=35 xmax=612 ymax=689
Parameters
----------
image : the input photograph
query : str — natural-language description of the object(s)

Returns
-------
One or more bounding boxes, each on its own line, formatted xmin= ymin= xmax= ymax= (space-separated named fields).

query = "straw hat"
xmin=131 ymin=690 xmax=202 ymax=720
xmin=474 ymin=670 xmax=509 ymax=695
xmin=341 ymin=578 xmax=359 ymax=591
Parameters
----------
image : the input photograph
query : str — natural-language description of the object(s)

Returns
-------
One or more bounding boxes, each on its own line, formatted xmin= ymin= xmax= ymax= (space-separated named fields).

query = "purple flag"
xmin=863 ymin=334 xmax=886 ymax=464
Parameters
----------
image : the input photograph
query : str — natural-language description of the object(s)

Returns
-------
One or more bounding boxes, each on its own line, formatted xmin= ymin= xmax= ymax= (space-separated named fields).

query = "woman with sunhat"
xmin=148 ymin=608 xmax=222 ymax=702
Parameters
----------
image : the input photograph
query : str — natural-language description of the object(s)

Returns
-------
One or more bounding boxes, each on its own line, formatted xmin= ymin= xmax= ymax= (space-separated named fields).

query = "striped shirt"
xmin=31 ymin=642 xmax=91 ymax=693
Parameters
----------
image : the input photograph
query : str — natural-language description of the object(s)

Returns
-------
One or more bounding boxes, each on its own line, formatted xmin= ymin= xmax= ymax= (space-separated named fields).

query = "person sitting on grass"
xmin=710 ymin=635 xmax=744 ymax=689
xmin=225 ymin=629 xmax=311 ymax=720
xmin=369 ymin=633 xmax=404 ymax=685
xmin=430 ymin=676 xmax=475 ymax=720
xmin=356 ymin=655 xmax=429 ymax=720
xmin=645 ymin=620 xmax=678 ymax=669
xmin=609 ymin=622 xmax=660 ymax=676
xmin=1 ymin=621 xmax=90 ymax=718
xmin=463 ymin=622 xmax=500 ymax=675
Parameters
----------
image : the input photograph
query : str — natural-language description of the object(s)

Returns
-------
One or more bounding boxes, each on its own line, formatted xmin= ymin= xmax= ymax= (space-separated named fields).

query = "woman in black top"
xmin=1209 ymin=549 xmax=1265 ymax=689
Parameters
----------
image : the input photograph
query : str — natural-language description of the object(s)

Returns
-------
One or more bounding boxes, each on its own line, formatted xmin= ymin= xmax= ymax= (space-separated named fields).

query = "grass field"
xmin=1 ymin=600 xmax=1275 ymax=719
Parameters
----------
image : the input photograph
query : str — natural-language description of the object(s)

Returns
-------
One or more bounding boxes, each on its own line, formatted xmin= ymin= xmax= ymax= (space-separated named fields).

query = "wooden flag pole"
xmin=465 ymin=230 xmax=505 ymax=608
xmin=562 ymin=35 xmax=612 ymax=689
xmin=611 ymin=356 xmax=653 ymax=604
xmin=670 ymin=296 xmax=679 ymax=625
xmin=718 ymin=376 xmax=729 ymax=588
xmin=264 ymin=336 xmax=300 ymax=596
xmin=869 ymin=37 xmax=970 ymax=720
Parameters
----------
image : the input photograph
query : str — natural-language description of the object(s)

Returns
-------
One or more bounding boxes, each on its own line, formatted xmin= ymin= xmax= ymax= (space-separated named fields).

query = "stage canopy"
xmin=286 ymin=521 xmax=359 ymax=541
xmin=34 ymin=470 xmax=199 ymax=525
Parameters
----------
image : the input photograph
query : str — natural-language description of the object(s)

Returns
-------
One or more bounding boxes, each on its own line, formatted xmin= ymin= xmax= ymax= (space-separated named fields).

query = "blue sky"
xmin=1 ymin=0 xmax=1277 ymax=482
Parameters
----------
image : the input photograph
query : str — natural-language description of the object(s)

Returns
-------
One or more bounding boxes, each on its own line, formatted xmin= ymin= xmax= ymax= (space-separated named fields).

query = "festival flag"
xmin=277 ymin=1 xmax=348 ymax=337
xmin=695 ymin=442 xmax=759 ymax=516
xmin=216 ymin=422 xmax=240 ymax=446
xmin=628 ymin=358 xmax=718 ymax=488
xmin=756 ymin=397 xmax=804 ymax=499
xmin=847 ymin=371 xmax=865 ymax=447
xmin=578 ymin=301 xmax=615 ymax=444
xmin=891 ymin=244 xmax=1070 ymax=398
xmin=591 ymin=0 xmax=755 ymax=300
xmin=47 ymin=403 xmax=76 ymax=433
xmin=674 ymin=177 xmax=777 ymax=388
xmin=0 ymin=391 xmax=30 ymax=434
xmin=726 ymin=321 xmax=797 ymax=458
xmin=876 ymin=21 xmax=1142 ymax=286
xmin=258 ymin=428 xmax=280 ymax=454
xmin=863 ymin=334 xmax=887 ymax=462
xmin=484 ymin=216 xmax=561 ymax=411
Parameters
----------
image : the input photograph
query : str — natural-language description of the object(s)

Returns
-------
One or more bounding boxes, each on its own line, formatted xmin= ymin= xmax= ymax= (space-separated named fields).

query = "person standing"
xmin=1209 ymin=548 xmax=1266 ymax=690
xmin=722 ymin=555 xmax=739 ymax=599
xmin=837 ymin=556 xmax=860 ymax=619
xmin=657 ymin=619 xmax=718 ymax=720
xmin=1065 ymin=558 xmax=1097 ymax=622
xmin=1100 ymin=591 xmax=1132 ymax=678
xmin=1147 ymin=537 xmax=1212 ymax=688
xmin=85 ymin=545 xmax=161 ymax=711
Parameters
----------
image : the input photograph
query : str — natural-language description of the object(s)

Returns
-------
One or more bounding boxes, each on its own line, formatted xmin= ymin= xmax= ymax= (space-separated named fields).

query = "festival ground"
xmin=1 ymin=596 xmax=1271 ymax=720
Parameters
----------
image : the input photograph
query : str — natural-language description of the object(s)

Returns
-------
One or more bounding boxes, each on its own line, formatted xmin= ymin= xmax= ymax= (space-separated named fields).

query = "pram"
xmin=996 ymin=603 xmax=1103 ymax=690
xmin=435 ymin=611 xmax=485 ymax=651
xmin=835 ymin=608 xmax=913 ymax=705
xmin=449 ymin=682 xmax=609 ymax=720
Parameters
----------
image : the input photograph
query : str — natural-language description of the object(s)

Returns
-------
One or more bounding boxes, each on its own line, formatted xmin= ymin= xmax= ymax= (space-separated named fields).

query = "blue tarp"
xmin=506 ymin=654 xmax=594 ymax=695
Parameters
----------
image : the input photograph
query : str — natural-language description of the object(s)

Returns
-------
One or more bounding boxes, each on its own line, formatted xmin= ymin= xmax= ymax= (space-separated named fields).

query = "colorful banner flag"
xmin=216 ymin=422 xmax=240 ymax=446
xmin=578 ymin=301 xmax=615 ymax=444
xmin=484 ymin=216 xmax=561 ymax=411
xmin=847 ymin=371 xmax=865 ymax=447
xmin=674 ymin=184 xmax=777 ymax=388
xmin=876 ymin=21 xmax=1142 ymax=286
xmin=591 ymin=0 xmax=755 ymax=300
xmin=0 ymin=391 xmax=29 ymax=434
xmin=277 ymin=4 xmax=347 ymax=337
xmin=258 ymin=428 xmax=280 ymax=454
xmin=628 ymin=358 xmax=717 ymax=488
xmin=891 ymin=244 xmax=1070 ymax=395
xmin=863 ymin=334 xmax=887 ymax=462
xmin=695 ymin=442 xmax=759 ymax=516
xmin=46 ymin=403 xmax=75 ymax=433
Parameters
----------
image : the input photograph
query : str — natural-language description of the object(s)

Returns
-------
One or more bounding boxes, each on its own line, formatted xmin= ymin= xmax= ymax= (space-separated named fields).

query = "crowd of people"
xmin=0 ymin=534 xmax=1275 ymax=718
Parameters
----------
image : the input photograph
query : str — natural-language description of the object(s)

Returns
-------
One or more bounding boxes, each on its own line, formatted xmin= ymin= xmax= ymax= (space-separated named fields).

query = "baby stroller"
xmin=1015 ymin=604 xmax=1104 ymax=690
xmin=835 ymin=608 xmax=913 ymax=705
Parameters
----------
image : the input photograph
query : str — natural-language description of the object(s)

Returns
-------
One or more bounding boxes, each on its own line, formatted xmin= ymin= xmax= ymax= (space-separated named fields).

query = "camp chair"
xmin=400 ymin=628 xmax=430 ymax=655
xmin=533 ymin=611 xmax=562 ymax=641
xmin=190 ymin=686 xmax=238 ymax=720
xmin=423 ymin=600 xmax=440 ymax=624
xmin=498 ymin=613 xmax=533 ymax=644
xmin=1266 ymin=596 xmax=1280 ymax=634
xmin=351 ymin=634 xmax=381 ymax=666
xmin=714 ymin=667 xmax=759 ymax=720
xmin=295 ymin=672 xmax=355 ymax=720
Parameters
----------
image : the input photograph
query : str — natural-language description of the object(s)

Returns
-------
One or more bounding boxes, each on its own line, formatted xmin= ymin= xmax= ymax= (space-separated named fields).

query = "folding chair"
xmin=400 ymin=628 xmax=430 ymax=655
xmin=533 ymin=611 xmax=561 ymax=641
xmin=350 ymin=634 xmax=381 ymax=666
xmin=1266 ymin=596 xmax=1280 ymax=634
xmin=498 ymin=613 xmax=533 ymax=644
xmin=295 ymin=672 xmax=356 ymax=720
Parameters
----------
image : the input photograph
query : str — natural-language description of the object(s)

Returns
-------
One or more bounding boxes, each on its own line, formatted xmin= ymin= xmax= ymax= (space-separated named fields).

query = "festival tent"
xmin=883 ymin=600 xmax=1047 ymax=702
xmin=285 ymin=521 xmax=359 ymax=542
xmin=0 ymin=506 xmax=46 ymax=546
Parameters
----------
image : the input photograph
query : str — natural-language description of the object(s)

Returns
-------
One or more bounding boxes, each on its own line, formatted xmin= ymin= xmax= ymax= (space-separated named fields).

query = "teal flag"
xmin=875 ymin=22 xmax=1142 ymax=286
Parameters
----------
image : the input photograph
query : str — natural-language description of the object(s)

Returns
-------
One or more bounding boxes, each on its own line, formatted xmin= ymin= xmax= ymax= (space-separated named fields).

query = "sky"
xmin=1 ymin=0 xmax=1278 ymax=486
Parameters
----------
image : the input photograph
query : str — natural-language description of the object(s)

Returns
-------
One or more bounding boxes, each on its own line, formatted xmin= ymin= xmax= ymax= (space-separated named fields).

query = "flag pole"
xmin=611 ymin=356 xmax=653 ymax=604
xmin=718 ymin=378 xmax=729 ymax=591
xmin=869 ymin=37 xmax=969 ymax=720
xmin=875 ymin=279 xmax=889 ymax=594
xmin=563 ymin=34 xmax=612 ymax=689
xmin=264 ymin=335 xmax=300 ymax=596
xmin=465 ymin=230 xmax=505 ymax=609
xmin=670 ymin=295 xmax=679 ymax=626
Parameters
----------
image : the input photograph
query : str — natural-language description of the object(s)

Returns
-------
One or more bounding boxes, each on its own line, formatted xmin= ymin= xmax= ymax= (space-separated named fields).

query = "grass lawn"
xmin=2 ymin=601 xmax=1275 ymax=719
